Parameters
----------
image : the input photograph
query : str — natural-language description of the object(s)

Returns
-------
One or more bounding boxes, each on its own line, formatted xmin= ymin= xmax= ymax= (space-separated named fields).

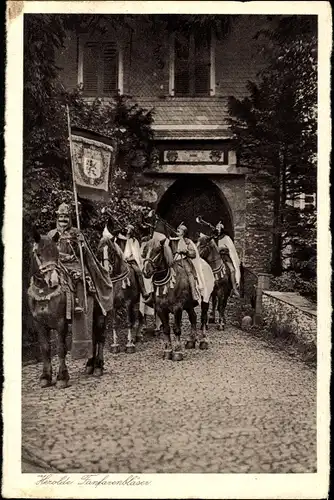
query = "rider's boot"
xmin=134 ymin=267 xmax=154 ymax=305
xmin=230 ymin=270 xmax=240 ymax=298
xmin=143 ymin=293 xmax=155 ymax=308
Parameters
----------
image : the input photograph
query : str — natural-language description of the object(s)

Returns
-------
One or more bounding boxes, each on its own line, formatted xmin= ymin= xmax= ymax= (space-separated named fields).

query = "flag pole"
xmin=66 ymin=104 xmax=88 ymax=313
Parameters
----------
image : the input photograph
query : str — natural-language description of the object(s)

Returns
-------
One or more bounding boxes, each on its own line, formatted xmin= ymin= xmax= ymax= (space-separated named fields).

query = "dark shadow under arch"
xmin=157 ymin=175 xmax=234 ymax=240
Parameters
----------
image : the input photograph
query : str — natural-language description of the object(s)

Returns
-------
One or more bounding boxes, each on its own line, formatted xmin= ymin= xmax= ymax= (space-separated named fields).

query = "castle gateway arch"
xmin=156 ymin=175 xmax=234 ymax=240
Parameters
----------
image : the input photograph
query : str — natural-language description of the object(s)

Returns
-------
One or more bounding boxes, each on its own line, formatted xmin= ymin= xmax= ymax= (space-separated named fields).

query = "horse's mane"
xmin=98 ymin=236 xmax=124 ymax=258
xmin=113 ymin=240 xmax=125 ymax=259
xmin=163 ymin=240 xmax=174 ymax=267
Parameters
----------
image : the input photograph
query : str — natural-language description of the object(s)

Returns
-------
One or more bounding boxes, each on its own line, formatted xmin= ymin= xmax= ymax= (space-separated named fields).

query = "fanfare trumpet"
xmin=195 ymin=216 xmax=216 ymax=232
xmin=101 ymin=207 xmax=127 ymax=234
xmin=148 ymin=209 xmax=179 ymax=236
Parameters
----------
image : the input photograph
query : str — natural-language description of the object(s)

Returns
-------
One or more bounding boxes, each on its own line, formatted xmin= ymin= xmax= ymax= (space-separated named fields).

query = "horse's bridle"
xmin=198 ymin=237 xmax=225 ymax=275
xmin=102 ymin=243 xmax=132 ymax=283
xmin=143 ymin=248 xmax=162 ymax=272
xmin=33 ymin=250 xmax=60 ymax=288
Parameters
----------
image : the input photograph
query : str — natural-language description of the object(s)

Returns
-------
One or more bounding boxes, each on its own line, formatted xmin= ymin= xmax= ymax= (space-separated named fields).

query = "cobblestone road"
xmin=22 ymin=322 xmax=316 ymax=474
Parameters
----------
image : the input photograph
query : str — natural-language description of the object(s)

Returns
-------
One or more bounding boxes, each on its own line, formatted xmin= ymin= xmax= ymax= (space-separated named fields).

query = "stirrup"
xmin=74 ymin=299 xmax=84 ymax=313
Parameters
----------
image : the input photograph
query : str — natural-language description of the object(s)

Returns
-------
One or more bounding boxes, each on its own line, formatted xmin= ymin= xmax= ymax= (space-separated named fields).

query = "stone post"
xmin=253 ymin=273 xmax=271 ymax=326
xmin=71 ymin=283 xmax=94 ymax=359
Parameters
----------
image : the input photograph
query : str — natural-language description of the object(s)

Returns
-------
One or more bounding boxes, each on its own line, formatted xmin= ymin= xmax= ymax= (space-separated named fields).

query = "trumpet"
xmin=147 ymin=210 xmax=179 ymax=236
xmin=196 ymin=216 xmax=216 ymax=232
xmin=101 ymin=207 xmax=127 ymax=233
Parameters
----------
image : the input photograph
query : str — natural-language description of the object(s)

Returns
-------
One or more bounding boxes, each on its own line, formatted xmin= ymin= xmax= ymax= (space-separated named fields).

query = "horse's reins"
xmin=102 ymin=244 xmax=130 ymax=284
xmin=33 ymin=249 xmax=60 ymax=282
xmin=143 ymin=245 xmax=171 ymax=285
xmin=143 ymin=249 xmax=161 ymax=268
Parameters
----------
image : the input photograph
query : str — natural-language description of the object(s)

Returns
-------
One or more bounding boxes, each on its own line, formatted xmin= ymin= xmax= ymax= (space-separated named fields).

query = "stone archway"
xmin=157 ymin=175 xmax=234 ymax=239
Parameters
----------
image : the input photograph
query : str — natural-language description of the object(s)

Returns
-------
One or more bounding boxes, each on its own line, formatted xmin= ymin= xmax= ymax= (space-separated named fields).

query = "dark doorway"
xmin=157 ymin=176 xmax=233 ymax=240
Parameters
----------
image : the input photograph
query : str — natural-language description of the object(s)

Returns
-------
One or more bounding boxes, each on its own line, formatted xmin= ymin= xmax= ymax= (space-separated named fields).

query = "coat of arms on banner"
xmin=71 ymin=129 xmax=115 ymax=192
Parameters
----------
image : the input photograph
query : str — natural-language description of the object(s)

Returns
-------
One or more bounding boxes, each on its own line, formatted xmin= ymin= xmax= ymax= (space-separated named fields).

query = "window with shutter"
xmin=81 ymin=39 xmax=119 ymax=97
xmin=102 ymin=42 xmax=118 ymax=95
xmin=175 ymin=33 xmax=191 ymax=96
xmin=194 ymin=30 xmax=210 ymax=95
xmin=174 ymin=29 xmax=211 ymax=97
xmin=83 ymin=42 xmax=99 ymax=95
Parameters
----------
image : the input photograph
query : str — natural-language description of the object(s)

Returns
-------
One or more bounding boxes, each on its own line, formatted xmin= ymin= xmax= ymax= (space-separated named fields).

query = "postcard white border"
xmin=3 ymin=1 xmax=332 ymax=498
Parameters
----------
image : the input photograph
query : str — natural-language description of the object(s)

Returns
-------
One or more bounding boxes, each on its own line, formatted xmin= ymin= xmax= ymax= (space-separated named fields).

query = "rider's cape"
xmin=123 ymin=237 xmax=142 ymax=268
xmin=139 ymin=240 xmax=154 ymax=317
xmin=186 ymin=239 xmax=212 ymax=303
xmin=83 ymin=239 xmax=113 ymax=315
xmin=217 ymin=235 xmax=241 ymax=285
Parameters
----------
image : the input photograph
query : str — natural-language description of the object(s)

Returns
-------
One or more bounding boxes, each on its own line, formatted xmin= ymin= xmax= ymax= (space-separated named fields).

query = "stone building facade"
xmin=56 ymin=15 xmax=275 ymax=273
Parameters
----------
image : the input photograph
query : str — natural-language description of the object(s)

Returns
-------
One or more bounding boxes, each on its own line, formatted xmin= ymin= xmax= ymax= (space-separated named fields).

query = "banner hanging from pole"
xmin=70 ymin=126 xmax=115 ymax=193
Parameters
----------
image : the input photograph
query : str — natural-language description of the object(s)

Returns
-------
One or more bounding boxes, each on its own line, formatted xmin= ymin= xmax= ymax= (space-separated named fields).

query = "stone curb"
xmin=239 ymin=323 xmax=316 ymax=365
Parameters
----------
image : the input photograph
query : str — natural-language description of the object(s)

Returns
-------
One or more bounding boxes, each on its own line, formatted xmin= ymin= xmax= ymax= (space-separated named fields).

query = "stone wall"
xmin=262 ymin=291 xmax=317 ymax=347
xmin=244 ymin=173 xmax=274 ymax=273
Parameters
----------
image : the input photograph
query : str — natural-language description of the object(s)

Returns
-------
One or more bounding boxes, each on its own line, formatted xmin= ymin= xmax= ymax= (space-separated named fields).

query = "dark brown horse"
xmin=142 ymin=236 xmax=208 ymax=360
xmin=197 ymin=234 xmax=232 ymax=330
xmin=27 ymin=230 xmax=109 ymax=388
xmin=97 ymin=236 xmax=143 ymax=353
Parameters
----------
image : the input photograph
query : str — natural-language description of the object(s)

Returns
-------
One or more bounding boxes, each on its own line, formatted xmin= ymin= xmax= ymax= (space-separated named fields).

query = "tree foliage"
xmin=228 ymin=15 xmax=317 ymax=283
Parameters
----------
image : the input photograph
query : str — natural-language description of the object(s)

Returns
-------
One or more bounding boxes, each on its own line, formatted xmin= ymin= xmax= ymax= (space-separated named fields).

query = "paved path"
xmin=22 ymin=324 xmax=316 ymax=474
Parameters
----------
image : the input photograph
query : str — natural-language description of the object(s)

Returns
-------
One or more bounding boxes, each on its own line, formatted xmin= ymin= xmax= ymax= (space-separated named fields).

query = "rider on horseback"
xmin=214 ymin=221 xmax=240 ymax=298
xmin=116 ymin=223 xmax=153 ymax=306
xmin=171 ymin=223 xmax=201 ymax=306
xmin=48 ymin=202 xmax=95 ymax=313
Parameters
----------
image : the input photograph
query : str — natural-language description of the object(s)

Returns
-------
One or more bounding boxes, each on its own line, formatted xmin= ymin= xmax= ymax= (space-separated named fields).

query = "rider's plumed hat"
xmin=177 ymin=222 xmax=188 ymax=234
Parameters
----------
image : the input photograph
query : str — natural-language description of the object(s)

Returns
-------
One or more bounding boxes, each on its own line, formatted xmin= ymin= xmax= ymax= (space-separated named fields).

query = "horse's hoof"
xmin=126 ymin=344 xmax=136 ymax=354
xmin=40 ymin=378 xmax=52 ymax=388
xmin=199 ymin=340 xmax=209 ymax=350
xmin=172 ymin=351 xmax=183 ymax=361
xmin=217 ymin=323 xmax=224 ymax=331
xmin=110 ymin=344 xmax=120 ymax=354
xmin=56 ymin=379 xmax=69 ymax=389
xmin=94 ymin=367 xmax=103 ymax=377
xmin=85 ymin=365 xmax=94 ymax=376
xmin=185 ymin=340 xmax=196 ymax=349
xmin=162 ymin=350 xmax=173 ymax=360
xmin=208 ymin=317 xmax=215 ymax=324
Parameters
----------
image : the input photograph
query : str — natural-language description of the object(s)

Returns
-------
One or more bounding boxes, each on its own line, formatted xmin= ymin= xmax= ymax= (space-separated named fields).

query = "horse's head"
xmin=142 ymin=236 xmax=173 ymax=279
xmin=197 ymin=234 xmax=221 ymax=266
xmin=197 ymin=234 xmax=212 ymax=260
xmin=32 ymin=228 xmax=60 ymax=288
xmin=97 ymin=236 xmax=124 ymax=276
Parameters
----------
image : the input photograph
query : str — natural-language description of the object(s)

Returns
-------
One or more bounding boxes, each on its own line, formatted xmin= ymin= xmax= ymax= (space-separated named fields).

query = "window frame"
xmin=169 ymin=28 xmax=215 ymax=97
xmin=78 ymin=34 xmax=123 ymax=97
